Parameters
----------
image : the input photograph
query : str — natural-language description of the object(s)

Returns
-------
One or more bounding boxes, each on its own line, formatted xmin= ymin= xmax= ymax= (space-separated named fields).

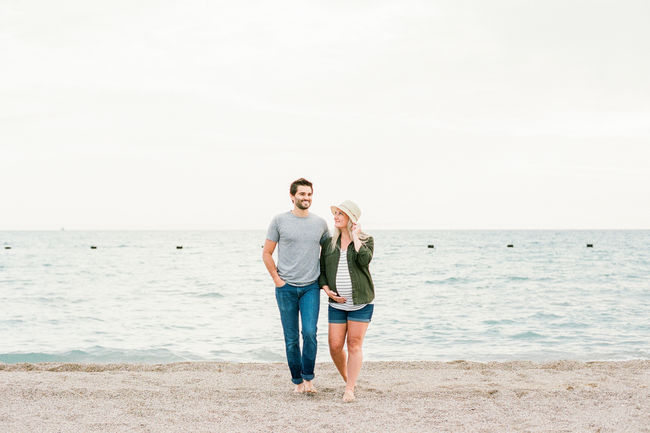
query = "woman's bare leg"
xmin=328 ymin=323 xmax=348 ymax=382
xmin=343 ymin=320 xmax=370 ymax=401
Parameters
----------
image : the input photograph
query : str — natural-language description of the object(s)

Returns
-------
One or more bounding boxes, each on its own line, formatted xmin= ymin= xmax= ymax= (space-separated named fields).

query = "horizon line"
xmin=2 ymin=228 xmax=650 ymax=232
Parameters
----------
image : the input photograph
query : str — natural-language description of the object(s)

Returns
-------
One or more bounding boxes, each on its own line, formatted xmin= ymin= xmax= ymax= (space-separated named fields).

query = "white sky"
xmin=1 ymin=0 xmax=649 ymax=230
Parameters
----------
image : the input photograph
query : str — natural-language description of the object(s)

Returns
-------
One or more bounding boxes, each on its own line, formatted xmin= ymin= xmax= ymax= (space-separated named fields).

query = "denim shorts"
xmin=328 ymin=304 xmax=374 ymax=324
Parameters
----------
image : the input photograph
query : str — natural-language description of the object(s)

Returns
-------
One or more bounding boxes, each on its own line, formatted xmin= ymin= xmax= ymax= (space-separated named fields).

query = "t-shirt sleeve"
xmin=266 ymin=216 xmax=280 ymax=242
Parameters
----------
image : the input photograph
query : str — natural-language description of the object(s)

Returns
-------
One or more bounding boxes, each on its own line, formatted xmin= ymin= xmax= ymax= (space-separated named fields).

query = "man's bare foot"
xmin=293 ymin=383 xmax=305 ymax=393
xmin=342 ymin=389 xmax=355 ymax=402
xmin=304 ymin=380 xmax=317 ymax=393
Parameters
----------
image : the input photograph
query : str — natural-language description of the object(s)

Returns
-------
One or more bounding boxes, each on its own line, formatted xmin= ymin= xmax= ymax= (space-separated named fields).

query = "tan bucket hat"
xmin=331 ymin=200 xmax=361 ymax=223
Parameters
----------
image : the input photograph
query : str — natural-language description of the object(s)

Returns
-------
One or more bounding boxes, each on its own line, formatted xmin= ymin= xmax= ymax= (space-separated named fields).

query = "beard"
xmin=295 ymin=199 xmax=311 ymax=210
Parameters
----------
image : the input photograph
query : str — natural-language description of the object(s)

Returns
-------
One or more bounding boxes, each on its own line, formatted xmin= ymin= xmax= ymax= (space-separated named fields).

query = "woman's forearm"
xmin=352 ymin=233 xmax=362 ymax=252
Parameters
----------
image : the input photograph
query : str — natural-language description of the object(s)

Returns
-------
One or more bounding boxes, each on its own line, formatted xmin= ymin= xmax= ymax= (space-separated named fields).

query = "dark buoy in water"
xmin=427 ymin=244 xmax=435 ymax=248
xmin=176 ymin=246 xmax=183 ymax=249
xmin=90 ymin=246 xmax=97 ymax=249
xmin=507 ymin=244 xmax=514 ymax=248
xmin=4 ymin=246 xmax=11 ymax=249
xmin=586 ymin=244 xmax=593 ymax=248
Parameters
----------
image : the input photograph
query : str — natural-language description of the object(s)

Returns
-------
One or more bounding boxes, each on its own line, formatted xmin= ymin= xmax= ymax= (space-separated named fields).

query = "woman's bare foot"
xmin=304 ymin=380 xmax=317 ymax=393
xmin=342 ymin=389 xmax=355 ymax=402
xmin=293 ymin=383 xmax=305 ymax=393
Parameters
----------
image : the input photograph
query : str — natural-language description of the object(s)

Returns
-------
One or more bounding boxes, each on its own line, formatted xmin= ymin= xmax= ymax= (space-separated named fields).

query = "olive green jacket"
xmin=319 ymin=236 xmax=375 ymax=305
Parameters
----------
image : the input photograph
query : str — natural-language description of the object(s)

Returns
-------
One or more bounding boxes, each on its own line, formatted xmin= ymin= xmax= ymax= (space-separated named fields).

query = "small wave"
xmin=0 ymin=347 xmax=193 ymax=364
xmin=242 ymin=348 xmax=284 ymax=362
xmin=163 ymin=325 xmax=196 ymax=330
xmin=529 ymin=312 xmax=563 ymax=320
xmin=208 ymin=349 xmax=236 ymax=359
xmin=33 ymin=296 xmax=66 ymax=303
xmin=0 ymin=361 xmax=283 ymax=372
xmin=424 ymin=277 xmax=467 ymax=285
xmin=78 ymin=316 xmax=105 ymax=322
xmin=511 ymin=331 xmax=545 ymax=339
xmin=450 ymin=338 xmax=483 ymax=345
xmin=483 ymin=319 xmax=516 ymax=325
xmin=197 ymin=292 xmax=224 ymax=298
xmin=552 ymin=321 xmax=589 ymax=329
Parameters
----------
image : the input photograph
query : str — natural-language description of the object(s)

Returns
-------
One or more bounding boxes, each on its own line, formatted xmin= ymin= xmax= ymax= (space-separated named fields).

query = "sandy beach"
xmin=1 ymin=360 xmax=648 ymax=432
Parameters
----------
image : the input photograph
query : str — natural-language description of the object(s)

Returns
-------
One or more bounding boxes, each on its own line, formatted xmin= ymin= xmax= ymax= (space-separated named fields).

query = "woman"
xmin=319 ymin=200 xmax=374 ymax=402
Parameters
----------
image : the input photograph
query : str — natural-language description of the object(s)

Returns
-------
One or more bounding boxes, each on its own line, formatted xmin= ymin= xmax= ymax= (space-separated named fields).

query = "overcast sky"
xmin=1 ymin=0 xmax=649 ymax=230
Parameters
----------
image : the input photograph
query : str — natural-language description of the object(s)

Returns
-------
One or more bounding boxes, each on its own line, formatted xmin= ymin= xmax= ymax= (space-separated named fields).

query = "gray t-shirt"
xmin=266 ymin=211 xmax=329 ymax=287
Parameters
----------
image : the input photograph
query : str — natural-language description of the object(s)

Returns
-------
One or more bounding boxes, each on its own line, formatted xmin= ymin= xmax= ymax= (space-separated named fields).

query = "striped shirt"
xmin=331 ymin=250 xmax=368 ymax=311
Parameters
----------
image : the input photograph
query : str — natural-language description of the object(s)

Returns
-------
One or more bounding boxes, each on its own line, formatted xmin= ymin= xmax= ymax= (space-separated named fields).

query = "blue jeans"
xmin=275 ymin=281 xmax=320 ymax=384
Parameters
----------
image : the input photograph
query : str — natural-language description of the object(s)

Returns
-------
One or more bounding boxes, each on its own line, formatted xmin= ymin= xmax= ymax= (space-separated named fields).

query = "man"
xmin=262 ymin=178 xmax=329 ymax=393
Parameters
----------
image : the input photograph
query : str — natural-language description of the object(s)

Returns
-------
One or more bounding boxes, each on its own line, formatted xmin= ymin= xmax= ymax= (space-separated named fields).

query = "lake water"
xmin=1 ymin=230 xmax=649 ymax=363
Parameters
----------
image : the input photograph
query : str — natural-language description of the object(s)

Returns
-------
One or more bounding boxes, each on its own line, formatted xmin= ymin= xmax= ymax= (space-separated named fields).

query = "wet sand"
xmin=1 ymin=360 xmax=649 ymax=432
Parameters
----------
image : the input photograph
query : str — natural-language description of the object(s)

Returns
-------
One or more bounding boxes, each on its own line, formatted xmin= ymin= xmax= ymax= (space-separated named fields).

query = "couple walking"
xmin=262 ymin=178 xmax=375 ymax=402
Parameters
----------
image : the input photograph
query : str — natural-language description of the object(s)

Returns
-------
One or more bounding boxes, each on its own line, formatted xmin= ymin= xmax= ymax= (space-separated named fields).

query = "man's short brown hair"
xmin=290 ymin=178 xmax=313 ymax=196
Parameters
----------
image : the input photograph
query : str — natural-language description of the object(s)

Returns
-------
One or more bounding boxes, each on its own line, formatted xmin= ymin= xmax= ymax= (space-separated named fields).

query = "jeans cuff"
xmin=291 ymin=378 xmax=304 ymax=385
xmin=302 ymin=374 xmax=314 ymax=381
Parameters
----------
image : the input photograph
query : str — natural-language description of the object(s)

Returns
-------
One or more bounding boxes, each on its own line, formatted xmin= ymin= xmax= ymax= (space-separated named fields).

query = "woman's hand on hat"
xmin=351 ymin=223 xmax=362 ymax=238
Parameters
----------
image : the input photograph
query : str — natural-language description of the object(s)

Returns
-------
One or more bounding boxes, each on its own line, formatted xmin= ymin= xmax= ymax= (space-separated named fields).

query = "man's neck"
xmin=292 ymin=208 xmax=309 ymax=218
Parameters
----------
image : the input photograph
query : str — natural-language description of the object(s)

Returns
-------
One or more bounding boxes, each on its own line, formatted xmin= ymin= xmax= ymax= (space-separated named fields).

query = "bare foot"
xmin=304 ymin=380 xmax=317 ymax=394
xmin=293 ymin=383 xmax=305 ymax=393
xmin=342 ymin=389 xmax=355 ymax=402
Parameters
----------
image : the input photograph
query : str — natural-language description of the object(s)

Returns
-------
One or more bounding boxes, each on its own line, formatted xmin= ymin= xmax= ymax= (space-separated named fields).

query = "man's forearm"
xmin=262 ymin=253 xmax=283 ymax=285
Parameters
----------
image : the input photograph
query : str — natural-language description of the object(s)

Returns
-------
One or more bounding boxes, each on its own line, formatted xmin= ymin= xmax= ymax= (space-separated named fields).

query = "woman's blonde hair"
xmin=330 ymin=220 xmax=370 ymax=250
